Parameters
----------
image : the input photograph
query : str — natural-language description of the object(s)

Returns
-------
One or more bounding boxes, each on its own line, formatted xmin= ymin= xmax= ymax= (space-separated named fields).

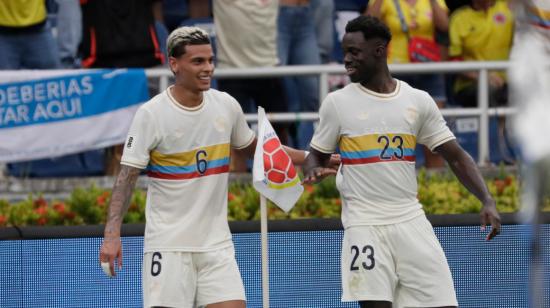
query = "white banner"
xmin=0 ymin=69 xmax=148 ymax=163
xmin=252 ymin=107 xmax=303 ymax=212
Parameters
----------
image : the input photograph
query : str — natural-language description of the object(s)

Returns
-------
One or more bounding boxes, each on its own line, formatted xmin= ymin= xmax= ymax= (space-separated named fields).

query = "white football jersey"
xmin=121 ymin=86 xmax=255 ymax=252
xmin=311 ymin=80 xmax=455 ymax=227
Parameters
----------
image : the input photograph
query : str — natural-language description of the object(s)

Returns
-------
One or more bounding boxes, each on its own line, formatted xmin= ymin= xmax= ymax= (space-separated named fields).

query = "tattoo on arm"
xmin=104 ymin=165 xmax=141 ymax=237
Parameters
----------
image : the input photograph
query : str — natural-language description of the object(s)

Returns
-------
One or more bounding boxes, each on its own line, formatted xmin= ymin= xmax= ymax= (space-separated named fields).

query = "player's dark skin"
xmin=303 ymin=30 xmax=501 ymax=308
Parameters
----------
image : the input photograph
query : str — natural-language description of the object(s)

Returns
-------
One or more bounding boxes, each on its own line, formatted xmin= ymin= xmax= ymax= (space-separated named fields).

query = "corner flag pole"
xmin=260 ymin=194 xmax=270 ymax=308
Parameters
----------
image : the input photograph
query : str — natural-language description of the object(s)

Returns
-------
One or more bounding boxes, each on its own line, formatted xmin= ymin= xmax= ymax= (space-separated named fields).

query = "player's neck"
xmin=360 ymin=71 xmax=395 ymax=94
xmin=170 ymin=85 xmax=204 ymax=108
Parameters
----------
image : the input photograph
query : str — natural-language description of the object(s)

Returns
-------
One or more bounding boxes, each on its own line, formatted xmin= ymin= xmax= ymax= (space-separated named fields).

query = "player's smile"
xmin=345 ymin=65 xmax=358 ymax=76
xmin=198 ymin=74 xmax=211 ymax=86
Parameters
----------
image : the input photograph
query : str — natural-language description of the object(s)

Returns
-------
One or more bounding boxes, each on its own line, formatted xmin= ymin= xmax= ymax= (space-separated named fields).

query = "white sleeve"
xmin=416 ymin=93 xmax=455 ymax=151
xmin=229 ymin=97 xmax=255 ymax=149
xmin=310 ymin=95 xmax=341 ymax=154
xmin=120 ymin=106 xmax=160 ymax=169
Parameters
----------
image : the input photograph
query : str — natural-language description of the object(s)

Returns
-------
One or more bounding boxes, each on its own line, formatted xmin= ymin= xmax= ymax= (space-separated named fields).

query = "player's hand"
xmin=302 ymin=167 xmax=335 ymax=184
xmin=328 ymin=154 xmax=341 ymax=171
xmin=302 ymin=167 xmax=324 ymax=184
xmin=99 ymin=236 xmax=123 ymax=277
xmin=302 ymin=154 xmax=340 ymax=184
xmin=480 ymin=199 xmax=501 ymax=241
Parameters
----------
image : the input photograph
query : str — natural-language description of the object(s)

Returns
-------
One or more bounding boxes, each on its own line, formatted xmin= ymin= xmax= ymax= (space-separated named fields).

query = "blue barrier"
xmin=1 ymin=223 xmax=548 ymax=307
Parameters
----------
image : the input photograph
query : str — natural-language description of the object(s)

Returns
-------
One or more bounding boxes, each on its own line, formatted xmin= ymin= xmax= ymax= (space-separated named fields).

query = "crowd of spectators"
xmin=0 ymin=0 xmax=521 ymax=175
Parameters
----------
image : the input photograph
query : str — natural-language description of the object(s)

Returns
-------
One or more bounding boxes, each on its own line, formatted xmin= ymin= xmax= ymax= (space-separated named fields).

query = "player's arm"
xmin=237 ymin=137 xmax=339 ymax=173
xmin=99 ymin=165 xmax=142 ymax=277
xmin=284 ymin=145 xmax=340 ymax=172
xmin=302 ymin=148 xmax=334 ymax=184
xmin=238 ymin=137 xmax=308 ymax=164
xmin=236 ymin=137 xmax=322 ymax=165
xmin=430 ymin=0 xmax=449 ymax=32
xmin=435 ymin=140 xmax=501 ymax=240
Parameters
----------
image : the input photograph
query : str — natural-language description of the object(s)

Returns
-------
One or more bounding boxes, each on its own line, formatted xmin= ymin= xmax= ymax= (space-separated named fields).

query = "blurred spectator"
xmin=311 ymin=0 xmax=335 ymax=64
xmin=366 ymin=0 xmax=449 ymax=104
xmin=55 ymin=0 xmax=82 ymax=68
xmin=178 ymin=0 xmax=215 ymax=56
xmin=79 ymin=0 xmax=165 ymax=175
xmin=162 ymin=0 xmax=188 ymax=31
xmin=278 ymin=0 xmax=321 ymax=150
xmin=449 ymin=0 xmax=513 ymax=108
xmin=152 ymin=0 xmax=169 ymax=59
xmin=214 ymin=0 xmax=289 ymax=172
xmin=366 ymin=0 xmax=449 ymax=168
xmin=449 ymin=0 xmax=514 ymax=163
xmin=161 ymin=0 xmax=212 ymax=31
xmin=80 ymin=0 xmax=164 ymax=69
xmin=332 ymin=0 xmax=369 ymax=64
xmin=0 ymin=0 xmax=61 ymax=69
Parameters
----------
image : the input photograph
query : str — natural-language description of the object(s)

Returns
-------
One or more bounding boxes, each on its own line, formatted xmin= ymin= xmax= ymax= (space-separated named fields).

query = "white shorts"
xmin=142 ymin=245 xmax=246 ymax=308
xmin=341 ymin=215 xmax=458 ymax=307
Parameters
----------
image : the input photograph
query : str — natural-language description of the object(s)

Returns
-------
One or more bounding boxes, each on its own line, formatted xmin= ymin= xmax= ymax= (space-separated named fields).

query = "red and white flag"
xmin=252 ymin=107 xmax=303 ymax=212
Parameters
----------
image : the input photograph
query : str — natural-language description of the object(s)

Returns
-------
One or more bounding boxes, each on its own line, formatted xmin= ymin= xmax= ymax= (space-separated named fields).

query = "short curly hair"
xmin=166 ymin=26 xmax=211 ymax=58
xmin=345 ymin=15 xmax=392 ymax=45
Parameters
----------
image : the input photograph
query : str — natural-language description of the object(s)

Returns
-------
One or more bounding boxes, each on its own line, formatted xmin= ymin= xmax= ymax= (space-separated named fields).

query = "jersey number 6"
xmin=196 ymin=150 xmax=208 ymax=174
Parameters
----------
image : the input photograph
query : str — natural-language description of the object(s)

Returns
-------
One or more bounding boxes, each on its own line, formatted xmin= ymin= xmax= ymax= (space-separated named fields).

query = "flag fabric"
xmin=253 ymin=107 xmax=304 ymax=212
xmin=0 ymin=69 xmax=148 ymax=163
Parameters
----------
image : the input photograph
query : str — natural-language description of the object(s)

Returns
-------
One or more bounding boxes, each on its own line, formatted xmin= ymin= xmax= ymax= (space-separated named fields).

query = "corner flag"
xmin=253 ymin=107 xmax=304 ymax=212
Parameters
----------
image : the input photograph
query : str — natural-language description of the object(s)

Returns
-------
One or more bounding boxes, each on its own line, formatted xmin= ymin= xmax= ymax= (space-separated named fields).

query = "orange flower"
xmin=0 ymin=215 xmax=6 ymax=226
xmin=33 ymin=197 xmax=48 ymax=208
xmin=53 ymin=202 xmax=66 ymax=214
xmin=96 ymin=191 xmax=111 ymax=207
xmin=228 ymin=192 xmax=236 ymax=202
xmin=334 ymin=198 xmax=342 ymax=206
xmin=129 ymin=203 xmax=138 ymax=211
xmin=34 ymin=206 xmax=48 ymax=216
xmin=65 ymin=212 xmax=76 ymax=220
xmin=504 ymin=176 xmax=513 ymax=186
xmin=494 ymin=179 xmax=505 ymax=195
xmin=304 ymin=185 xmax=314 ymax=193
xmin=96 ymin=196 xmax=106 ymax=207
xmin=37 ymin=217 xmax=47 ymax=225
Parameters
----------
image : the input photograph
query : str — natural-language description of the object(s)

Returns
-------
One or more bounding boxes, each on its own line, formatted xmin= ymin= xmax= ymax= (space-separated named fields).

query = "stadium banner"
xmin=0 ymin=69 xmax=148 ymax=163
xmin=253 ymin=106 xmax=303 ymax=212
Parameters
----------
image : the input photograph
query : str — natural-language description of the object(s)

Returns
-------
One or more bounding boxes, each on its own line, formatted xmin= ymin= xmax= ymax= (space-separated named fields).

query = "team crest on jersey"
xmin=493 ymin=12 xmax=507 ymax=24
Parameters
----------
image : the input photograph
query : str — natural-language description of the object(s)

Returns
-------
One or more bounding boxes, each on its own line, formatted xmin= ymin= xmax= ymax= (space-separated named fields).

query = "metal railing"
xmin=146 ymin=61 xmax=513 ymax=165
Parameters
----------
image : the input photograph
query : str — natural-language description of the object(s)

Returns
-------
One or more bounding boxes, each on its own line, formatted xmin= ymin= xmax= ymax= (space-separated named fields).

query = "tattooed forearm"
xmin=104 ymin=165 xmax=141 ymax=238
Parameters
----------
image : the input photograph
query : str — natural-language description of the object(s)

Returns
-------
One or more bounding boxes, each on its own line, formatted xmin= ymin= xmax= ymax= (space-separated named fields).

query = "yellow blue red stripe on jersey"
xmin=147 ymin=143 xmax=230 ymax=180
xmin=527 ymin=5 xmax=550 ymax=29
xmin=340 ymin=134 xmax=416 ymax=165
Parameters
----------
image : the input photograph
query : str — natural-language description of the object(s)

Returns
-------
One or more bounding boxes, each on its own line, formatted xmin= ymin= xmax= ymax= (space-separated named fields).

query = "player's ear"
xmin=169 ymin=57 xmax=178 ymax=75
xmin=374 ymin=44 xmax=385 ymax=57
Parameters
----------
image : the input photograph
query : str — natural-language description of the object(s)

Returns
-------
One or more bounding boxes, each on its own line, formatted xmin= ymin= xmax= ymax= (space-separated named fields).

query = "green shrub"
xmin=0 ymin=169 xmax=548 ymax=227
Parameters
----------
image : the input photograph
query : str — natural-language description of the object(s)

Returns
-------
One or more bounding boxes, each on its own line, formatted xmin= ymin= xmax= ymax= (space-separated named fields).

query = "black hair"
xmin=345 ymin=15 xmax=392 ymax=45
